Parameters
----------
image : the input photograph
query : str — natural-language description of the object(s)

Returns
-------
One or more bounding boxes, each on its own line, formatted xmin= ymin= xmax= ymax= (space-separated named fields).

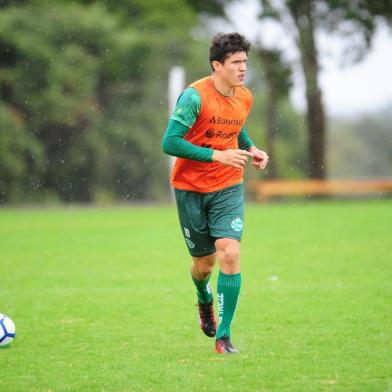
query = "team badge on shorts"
xmin=231 ymin=217 xmax=243 ymax=232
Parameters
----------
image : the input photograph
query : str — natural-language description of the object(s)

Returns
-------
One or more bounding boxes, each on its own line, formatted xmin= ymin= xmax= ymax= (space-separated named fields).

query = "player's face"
xmin=214 ymin=51 xmax=248 ymax=88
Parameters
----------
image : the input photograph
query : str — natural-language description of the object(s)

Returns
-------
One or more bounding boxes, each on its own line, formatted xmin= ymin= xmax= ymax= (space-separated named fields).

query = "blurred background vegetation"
xmin=0 ymin=0 xmax=391 ymax=204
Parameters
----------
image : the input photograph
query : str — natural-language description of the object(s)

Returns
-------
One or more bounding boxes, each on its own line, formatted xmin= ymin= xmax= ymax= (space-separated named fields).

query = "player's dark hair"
xmin=209 ymin=32 xmax=251 ymax=70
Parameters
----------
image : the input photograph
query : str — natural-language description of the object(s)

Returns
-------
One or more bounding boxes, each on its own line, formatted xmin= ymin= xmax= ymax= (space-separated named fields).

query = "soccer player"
xmin=162 ymin=32 xmax=269 ymax=354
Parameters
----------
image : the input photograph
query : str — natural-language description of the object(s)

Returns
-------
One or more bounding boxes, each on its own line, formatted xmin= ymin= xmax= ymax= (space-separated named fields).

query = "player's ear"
xmin=211 ymin=60 xmax=222 ymax=72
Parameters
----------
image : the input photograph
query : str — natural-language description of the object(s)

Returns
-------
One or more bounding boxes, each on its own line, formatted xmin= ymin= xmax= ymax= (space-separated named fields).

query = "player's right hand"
xmin=212 ymin=149 xmax=253 ymax=169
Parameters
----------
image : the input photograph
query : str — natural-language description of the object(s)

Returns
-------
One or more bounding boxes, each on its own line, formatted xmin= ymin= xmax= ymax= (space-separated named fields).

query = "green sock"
xmin=216 ymin=271 xmax=241 ymax=339
xmin=191 ymin=274 xmax=213 ymax=304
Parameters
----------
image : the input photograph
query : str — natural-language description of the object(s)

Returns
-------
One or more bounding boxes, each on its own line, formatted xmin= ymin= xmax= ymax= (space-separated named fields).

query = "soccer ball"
xmin=0 ymin=314 xmax=16 ymax=347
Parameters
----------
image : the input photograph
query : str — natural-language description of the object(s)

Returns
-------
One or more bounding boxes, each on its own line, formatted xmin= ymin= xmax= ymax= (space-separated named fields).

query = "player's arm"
xmin=162 ymin=121 xmax=251 ymax=168
xmin=162 ymin=87 xmax=214 ymax=162
xmin=238 ymin=126 xmax=269 ymax=170
xmin=162 ymin=119 xmax=214 ymax=162
xmin=238 ymin=127 xmax=255 ymax=151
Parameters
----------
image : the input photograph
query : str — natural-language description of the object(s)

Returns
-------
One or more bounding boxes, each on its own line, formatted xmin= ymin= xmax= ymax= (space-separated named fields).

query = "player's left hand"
xmin=249 ymin=146 xmax=269 ymax=170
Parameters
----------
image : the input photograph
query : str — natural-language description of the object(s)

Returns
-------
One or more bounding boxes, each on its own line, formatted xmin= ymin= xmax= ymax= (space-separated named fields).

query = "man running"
xmin=162 ymin=32 xmax=269 ymax=353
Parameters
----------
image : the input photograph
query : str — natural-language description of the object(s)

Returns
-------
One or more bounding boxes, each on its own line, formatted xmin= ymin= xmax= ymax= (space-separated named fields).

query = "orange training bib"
xmin=171 ymin=77 xmax=253 ymax=193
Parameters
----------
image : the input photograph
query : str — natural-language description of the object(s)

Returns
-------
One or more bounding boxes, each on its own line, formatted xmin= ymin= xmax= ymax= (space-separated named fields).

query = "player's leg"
xmin=214 ymin=238 xmax=241 ymax=353
xmin=207 ymin=184 xmax=244 ymax=353
xmin=191 ymin=252 xmax=216 ymax=304
xmin=191 ymin=253 xmax=217 ymax=337
xmin=174 ymin=188 xmax=217 ymax=337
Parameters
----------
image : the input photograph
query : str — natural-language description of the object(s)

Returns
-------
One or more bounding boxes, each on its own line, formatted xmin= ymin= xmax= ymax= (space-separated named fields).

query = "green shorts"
xmin=174 ymin=183 xmax=244 ymax=257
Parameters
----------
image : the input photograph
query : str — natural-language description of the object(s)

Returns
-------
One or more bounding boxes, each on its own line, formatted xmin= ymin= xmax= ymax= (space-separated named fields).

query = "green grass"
xmin=0 ymin=200 xmax=391 ymax=391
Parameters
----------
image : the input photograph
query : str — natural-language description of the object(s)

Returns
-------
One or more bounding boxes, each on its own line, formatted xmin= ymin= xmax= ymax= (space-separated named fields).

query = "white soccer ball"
xmin=0 ymin=314 xmax=16 ymax=347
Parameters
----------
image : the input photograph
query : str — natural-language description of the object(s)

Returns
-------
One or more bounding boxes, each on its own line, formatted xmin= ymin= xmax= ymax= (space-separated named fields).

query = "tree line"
xmin=0 ymin=0 xmax=200 ymax=202
xmin=0 ymin=0 xmax=391 ymax=203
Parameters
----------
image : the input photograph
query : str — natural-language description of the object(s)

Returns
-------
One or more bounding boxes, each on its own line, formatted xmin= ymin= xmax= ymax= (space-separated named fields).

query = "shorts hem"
xmin=188 ymin=249 xmax=216 ymax=258
xmin=212 ymin=235 xmax=242 ymax=242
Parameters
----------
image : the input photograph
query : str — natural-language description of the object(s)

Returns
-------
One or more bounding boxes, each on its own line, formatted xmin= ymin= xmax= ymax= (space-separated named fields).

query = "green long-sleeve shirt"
xmin=162 ymin=87 xmax=254 ymax=162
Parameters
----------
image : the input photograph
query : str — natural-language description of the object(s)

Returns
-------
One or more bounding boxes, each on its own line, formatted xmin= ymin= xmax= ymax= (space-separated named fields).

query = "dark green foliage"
xmin=185 ymin=0 xmax=226 ymax=15
xmin=0 ymin=0 xmax=197 ymax=202
xmin=0 ymin=104 xmax=44 ymax=201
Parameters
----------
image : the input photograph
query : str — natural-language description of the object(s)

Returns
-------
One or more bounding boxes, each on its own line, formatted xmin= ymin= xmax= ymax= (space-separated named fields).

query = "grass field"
xmin=0 ymin=200 xmax=391 ymax=391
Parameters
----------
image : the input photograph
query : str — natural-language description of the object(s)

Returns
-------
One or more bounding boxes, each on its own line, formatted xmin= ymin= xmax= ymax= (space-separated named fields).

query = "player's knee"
xmin=197 ymin=262 xmax=214 ymax=275
xmin=192 ymin=254 xmax=216 ymax=276
xmin=223 ymin=247 xmax=239 ymax=264
xmin=217 ymin=243 xmax=239 ymax=265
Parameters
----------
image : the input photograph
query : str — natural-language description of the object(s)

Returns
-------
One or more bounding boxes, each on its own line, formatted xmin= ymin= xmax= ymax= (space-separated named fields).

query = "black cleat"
xmin=215 ymin=336 xmax=238 ymax=354
xmin=197 ymin=301 xmax=216 ymax=337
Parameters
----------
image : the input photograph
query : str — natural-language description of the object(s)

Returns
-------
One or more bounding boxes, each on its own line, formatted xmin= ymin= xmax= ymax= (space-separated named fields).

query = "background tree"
xmin=260 ymin=0 xmax=392 ymax=179
xmin=0 ymin=0 xmax=199 ymax=203
xmin=257 ymin=47 xmax=291 ymax=178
